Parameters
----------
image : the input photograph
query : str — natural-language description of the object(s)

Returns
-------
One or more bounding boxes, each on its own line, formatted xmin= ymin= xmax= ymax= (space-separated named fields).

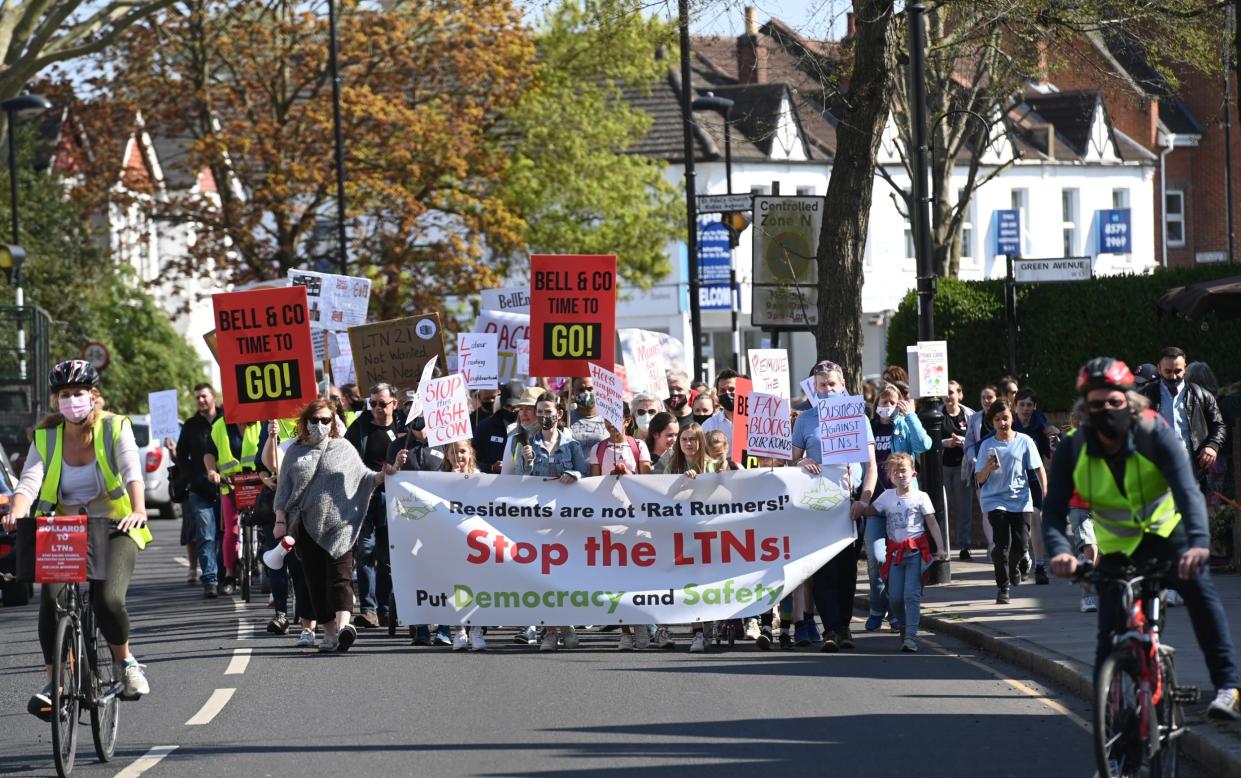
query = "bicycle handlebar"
xmin=1071 ymin=559 xmax=1175 ymax=586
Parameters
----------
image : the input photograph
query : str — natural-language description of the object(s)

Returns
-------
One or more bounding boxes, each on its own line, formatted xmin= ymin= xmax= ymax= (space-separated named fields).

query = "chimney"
xmin=745 ymin=6 xmax=758 ymax=37
xmin=1043 ymin=125 xmax=1056 ymax=158
xmin=737 ymin=8 xmax=768 ymax=84
xmin=846 ymin=12 xmax=856 ymax=37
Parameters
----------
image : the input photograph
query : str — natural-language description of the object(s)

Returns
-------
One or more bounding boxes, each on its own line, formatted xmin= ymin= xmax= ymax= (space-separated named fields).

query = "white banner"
xmin=147 ymin=390 xmax=181 ymax=444
xmin=480 ymin=286 xmax=531 ymax=314
xmin=588 ymin=362 xmax=624 ymax=432
xmin=747 ymin=393 xmax=792 ymax=460
xmin=618 ymin=328 xmax=669 ymax=400
xmin=387 ymin=469 xmax=856 ymax=626
xmin=288 ymin=269 xmax=371 ymax=331
xmin=475 ymin=310 xmax=530 ymax=381
xmin=748 ymin=349 xmax=790 ymax=398
xmin=457 ymin=332 xmax=499 ymax=390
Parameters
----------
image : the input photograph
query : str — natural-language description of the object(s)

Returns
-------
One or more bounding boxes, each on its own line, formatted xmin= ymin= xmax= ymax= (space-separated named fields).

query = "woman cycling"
xmin=4 ymin=360 xmax=152 ymax=718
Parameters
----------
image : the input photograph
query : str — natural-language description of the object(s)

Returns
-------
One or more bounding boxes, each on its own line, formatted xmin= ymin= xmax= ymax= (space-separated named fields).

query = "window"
xmin=1112 ymin=188 xmax=1130 ymax=210
xmin=796 ymin=185 xmax=815 ymax=196
xmin=1061 ymin=188 xmax=1079 ymax=256
xmin=901 ymin=189 xmax=914 ymax=261
xmin=1011 ymin=188 xmax=1029 ymax=253
xmin=957 ymin=188 xmax=973 ymax=261
xmin=1165 ymin=190 xmax=1185 ymax=247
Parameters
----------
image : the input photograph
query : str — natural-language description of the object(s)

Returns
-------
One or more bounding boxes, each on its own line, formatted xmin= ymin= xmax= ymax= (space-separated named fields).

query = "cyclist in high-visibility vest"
xmin=3 ymin=360 xmax=152 ymax=718
xmin=204 ymin=415 xmax=261 ymax=595
xmin=1044 ymin=357 xmax=1241 ymax=720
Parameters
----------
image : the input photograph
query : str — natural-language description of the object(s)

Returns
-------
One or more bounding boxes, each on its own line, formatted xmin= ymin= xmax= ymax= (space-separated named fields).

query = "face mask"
xmin=667 ymin=393 xmax=687 ymax=410
xmin=497 ymin=408 xmax=516 ymax=424
xmin=306 ymin=421 xmax=331 ymax=443
xmin=522 ymin=420 xmax=541 ymax=434
xmin=635 ymin=413 xmax=652 ymax=432
xmin=349 ymin=399 xmax=365 ymax=412
xmin=891 ymin=474 xmax=913 ymax=490
xmin=719 ymin=393 xmax=735 ymax=412
xmin=692 ymin=413 xmax=713 ymax=426
xmin=1089 ymin=407 xmax=1131 ymax=439
xmin=876 ymin=406 xmax=895 ymax=420
xmin=59 ymin=395 xmax=93 ymax=423
xmin=575 ymin=391 xmax=595 ymax=408
xmin=1163 ymin=378 xmax=1180 ymax=395
xmin=816 ymin=389 xmax=843 ymax=399
xmin=539 ymin=416 xmax=557 ymax=431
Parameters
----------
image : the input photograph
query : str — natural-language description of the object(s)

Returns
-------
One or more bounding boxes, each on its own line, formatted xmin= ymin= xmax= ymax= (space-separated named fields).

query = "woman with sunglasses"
xmin=630 ymin=393 xmax=661 ymax=437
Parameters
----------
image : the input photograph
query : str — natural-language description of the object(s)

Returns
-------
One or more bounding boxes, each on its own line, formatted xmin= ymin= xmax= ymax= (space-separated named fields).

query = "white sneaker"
xmin=561 ymin=626 xmax=580 ymax=649
xmin=296 ymin=629 xmax=315 ymax=648
xmin=1165 ymin=590 xmax=1184 ymax=608
xmin=1208 ymin=688 xmax=1241 ymax=720
xmin=618 ymin=632 xmax=635 ymax=651
xmin=452 ymin=627 xmax=469 ymax=652
xmin=118 ymin=660 xmax=150 ymax=697
xmin=744 ymin=618 xmax=761 ymax=640
xmin=689 ymin=632 xmax=706 ymax=653
xmin=653 ymin=626 xmax=676 ymax=649
xmin=540 ymin=630 xmax=559 ymax=652
xmin=634 ymin=625 xmax=652 ymax=649
xmin=1080 ymin=594 xmax=1099 ymax=613
xmin=469 ymin=626 xmax=487 ymax=652
xmin=319 ymin=634 xmax=339 ymax=652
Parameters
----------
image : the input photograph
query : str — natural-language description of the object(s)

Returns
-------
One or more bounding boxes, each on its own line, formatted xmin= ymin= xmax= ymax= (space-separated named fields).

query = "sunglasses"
xmin=634 ymin=409 xmax=658 ymax=416
xmin=812 ymin=361 xmax=842 ymax=375
xmin=310 ymin=416 xmax=334 ymax=424
xmin=1086 ymin=398 xmax=1127 ymax=411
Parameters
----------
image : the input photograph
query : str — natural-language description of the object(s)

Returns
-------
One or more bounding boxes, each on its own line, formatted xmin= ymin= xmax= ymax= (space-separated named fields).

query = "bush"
xmin=887 ymin=266 xmax=1241 ymax=411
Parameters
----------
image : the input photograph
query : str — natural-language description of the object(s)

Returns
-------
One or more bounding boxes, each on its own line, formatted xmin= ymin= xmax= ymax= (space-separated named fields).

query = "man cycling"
xmin=1044 ymin=357 xmax=1240 ymax=719
xmin=2 ymin=360 xmax=152 ymax=718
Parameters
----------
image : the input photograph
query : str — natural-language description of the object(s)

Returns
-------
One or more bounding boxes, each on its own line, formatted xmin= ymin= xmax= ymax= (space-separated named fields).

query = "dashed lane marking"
xmin=172 ymin=556 xmax=190 ymax=567
xmin=224 ymin=648 xmax=252 ymax=675
xmin=114 ymin=745 xmax=178 ymax=777
xmin=233 ymin=598 xmax=245 ymax=612
xmin=237 ymin=619 xmax=251 ymax=640
xmin=185 ymin=688 xmax=236 ymax=726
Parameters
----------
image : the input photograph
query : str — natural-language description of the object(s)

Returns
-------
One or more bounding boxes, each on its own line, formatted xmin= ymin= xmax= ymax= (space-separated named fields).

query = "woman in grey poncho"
xmin=274 ymin=399 xmax=403 ymax=653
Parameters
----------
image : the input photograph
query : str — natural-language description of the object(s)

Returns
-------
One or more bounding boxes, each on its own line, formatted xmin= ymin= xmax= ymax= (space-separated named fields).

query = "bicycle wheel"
xmin=51 ymin=615 xmax=81 ymax=777
xmin=241 ymin=523 xmax=253 ymax=603
xmin=86 ymin=603 xmax=119 ymax=762
xmin=1094 ymin=651 xmax=1146 ymax=778
xmin=1150 ymin=650 xmax=1182 ymax=778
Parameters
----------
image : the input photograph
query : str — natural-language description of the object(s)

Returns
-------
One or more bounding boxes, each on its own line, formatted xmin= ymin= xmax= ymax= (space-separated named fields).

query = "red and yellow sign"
xmin=529 ymin=255 xmax=616 ymax=377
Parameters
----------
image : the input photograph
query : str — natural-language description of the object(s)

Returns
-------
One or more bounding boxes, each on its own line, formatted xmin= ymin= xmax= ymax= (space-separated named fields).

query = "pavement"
xmin=0 ymin=526 xmax=1155 ymax=777
xmin=865 ymin=554 xmax=1241 ymax=776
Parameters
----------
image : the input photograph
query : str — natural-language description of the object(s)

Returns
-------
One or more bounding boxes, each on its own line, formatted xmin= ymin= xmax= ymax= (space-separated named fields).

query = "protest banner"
xmin=387 ymin=468 xmax=855 ymax=626
xmin=730 ymin=377 xmax=752 ymax=463
xmin=328 ymin=332 xmax=355 ymax=385
xmin=915 ymin=340 xmax=948 ymax=398
xmin=34 ymin=516 xmax=89 ymax=584
xmin=348 ymin=313 xmax=446 ymax=393
xmin=475 ymin=309 xmax=529 ymax=381
xmin=529 ymin=254 xmax=616 ymax=376
xmin=480 ymin=286 xmax=531 ymax=314
xmin=747 ymin=393 xmax=792 ymax=460
xmin=147 ymin=390 xmax=181 ymax=443
xmin=212 ymin=286 xmax=317 ymax=423
xmin=748 ymin=349 xmax=790 ymax=398
xmin=288 ymin=269 xmax=371 ymax=331
xmin=458 ymin=333 xmax=499 ymax=391
xmin=588 ymin=362 xmax=624 ymax=432
xmin=420 ymin=372 xmax=472 ymax=447
xmin=618 ymin=328 xmax=669 ymax=400
xmin=815 ymin=393 xmax=869 ymax=465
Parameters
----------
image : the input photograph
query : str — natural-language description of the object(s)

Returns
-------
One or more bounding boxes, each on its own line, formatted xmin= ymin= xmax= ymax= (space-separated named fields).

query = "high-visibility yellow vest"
xmin=344 ymin=410 xmax=359 ymax=429
xmin=210 ymin=418 xmax=260 ymax=494
xmin=276 ymin=418 xmax=299 ymax=442
xmin=34 ymin=414 xmax=153 ymax=550
xmin=1069 ymin=422 xmax=1182 ymax=556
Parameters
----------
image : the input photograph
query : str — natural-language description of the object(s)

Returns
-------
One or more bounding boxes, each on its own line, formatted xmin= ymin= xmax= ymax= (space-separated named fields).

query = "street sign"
xmin=1097 ymin=208 xmax=1131 ymax=254
xmin=752 ymin=195 xmax=823 ymax=328
xmin=1012 ymin=256 xmax=1093 ymax=284
xmin=81 ymin=341 xmax=110 ymax=371
xmin=995 ymin=209 xmax=1020 ymax=256
xmin=697 ymin=216 xmax=732 ymax=311
xmin=696 ymin=193 xmax=753 ymax=213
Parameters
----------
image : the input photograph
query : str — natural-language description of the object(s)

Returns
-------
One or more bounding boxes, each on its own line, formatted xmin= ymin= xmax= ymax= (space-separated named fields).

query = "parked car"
xmin=0 ymin=439 xmax=34 ymax=606
xmin=131 ymin=415 xmax=180 ymax=520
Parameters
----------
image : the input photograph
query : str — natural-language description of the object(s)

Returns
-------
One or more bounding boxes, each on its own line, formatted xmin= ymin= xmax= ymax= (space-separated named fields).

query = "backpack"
xmin=595 ymin=437 xmax=642 ymax=469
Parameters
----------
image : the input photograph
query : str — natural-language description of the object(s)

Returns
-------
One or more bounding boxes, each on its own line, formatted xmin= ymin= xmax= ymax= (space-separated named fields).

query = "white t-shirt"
xmin=872 ymin=488 xmax=935 ymax=543
xmin=593 ymin=438 xmax=651 ymax=473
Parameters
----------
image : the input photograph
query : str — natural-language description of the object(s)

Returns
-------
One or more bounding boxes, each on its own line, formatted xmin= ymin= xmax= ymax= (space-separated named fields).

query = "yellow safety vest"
xmin=344 ymin=410 xmax=359 ymax=429
xmin=210 ymin=418 xmax=261 ymax=494
xmin=34 ymin=414 xmax=153 ymax=550
xmin=1070 ymin=424 xmax=1182 ymax=556
xmin=276 ymin=418 xmax=299 ymax=442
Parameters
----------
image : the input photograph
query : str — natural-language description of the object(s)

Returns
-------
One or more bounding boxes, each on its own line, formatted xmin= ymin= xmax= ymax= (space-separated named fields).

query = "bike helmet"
xmin=1075 ymin=357 xmax=1134 ymax=395
xmin=49 ymin=359 xmax=101 ymax=391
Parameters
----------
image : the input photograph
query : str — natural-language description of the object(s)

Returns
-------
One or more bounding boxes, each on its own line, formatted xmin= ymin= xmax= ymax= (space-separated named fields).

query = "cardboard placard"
xmin=148 ymin=389 xmax=181 ymax=444
xmin=231 ymin=472 xmax=264 ymax=510
xmin=288 ymin=269 xmax=372 ymax=331
xmin=347 ymin=313 xmax=447 ymax=393
xmin=329 ymin=332 xmax=355 ymax=385
xmin=747 ymin=392 xmax=792 ymax=460
xmin=420 ymin=373 xmax=472 ymax=447
xmin=515 ymin=338 xmax=530 ymax=378
xmin=618 ymin=328 xmax=670 ymax=400
xmin=815 ymin=393 xmax=869 ymax=465
xmin=529 ymin=254 xmax=616 ymax=377
xmin=730 ymin=377 xmax=752 ymax=464
xmin=748 ymin=349 xmax=790 ymax=398
xmin=212 ymin=286 xmax=318 ymax=424
xmin=916 ymin=340 xmax=949 ymax=398
xmin=475 ymin=310 xmax=530 ymax=381
xmin=35 ymin=515 xmax=88 ymax=584
xmin=588 ymin=362 xmax=625 ymax=433
xmin=458 ymin=332 xmax=500 ymax=391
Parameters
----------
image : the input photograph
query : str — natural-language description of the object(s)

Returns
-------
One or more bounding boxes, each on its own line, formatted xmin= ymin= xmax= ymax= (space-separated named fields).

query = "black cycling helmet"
xmin=1076 ymin=357 xmax=1135 ymax=395
xmin=49 ymin=359 xmax=101 ymax=392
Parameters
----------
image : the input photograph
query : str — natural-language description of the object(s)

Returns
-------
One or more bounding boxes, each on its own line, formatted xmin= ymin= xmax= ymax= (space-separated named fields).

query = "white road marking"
xmin=224 ymin=648 xmax=252 ymax=675
xmin=923 ymin=636 xmax=1091 ymax=731
xmin=172 ymin=556 xmax=189 ymax=567
xmin=185 ymin=688 xmax=236 ymax=726
xmin=237 ymin=620 xmax=251 ymax=640
xmin=233 ymin=598 xmax=245 ymax=612
xmin=114 ymin=745 xmax=178 ymax=777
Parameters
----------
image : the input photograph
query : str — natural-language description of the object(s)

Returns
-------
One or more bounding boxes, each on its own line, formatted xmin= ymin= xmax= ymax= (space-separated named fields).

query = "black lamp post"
xmin=1 ymin=93 xmax=52 ymax=382
xmin=691 ymin=92 xmax=741 ymax=370
xmin=327 ymin=0 xmax=348 ymax=276
xmin=678 ymin=0 xmax=704 ymax=383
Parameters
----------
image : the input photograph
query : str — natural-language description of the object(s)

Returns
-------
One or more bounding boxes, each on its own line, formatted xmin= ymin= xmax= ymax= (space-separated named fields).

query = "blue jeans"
xmin=259 ymin=524 xmax=288 ymax=614
xmin=864 ymin=516 xmax=888 ymax=619
xmin=188 ymin=492 xmax=219 ymax=587
xmin=887 ymin=551 xmax=930 ymax=638
xmin=354 ymin=494 xmax=391 ymax=616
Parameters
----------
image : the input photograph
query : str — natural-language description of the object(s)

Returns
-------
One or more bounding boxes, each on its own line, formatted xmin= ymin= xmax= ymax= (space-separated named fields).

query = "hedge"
xmin=886 ymin=265 xmax=1241 ymax=411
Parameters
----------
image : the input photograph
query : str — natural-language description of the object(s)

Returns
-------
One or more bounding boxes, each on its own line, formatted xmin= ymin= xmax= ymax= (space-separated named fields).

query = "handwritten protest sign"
xmin=288 ymin=269 xmax=371 ymax=331
xmin=530 ymin=254 xmax=616 ymax=376
xmin=480 ymin=287 xmax=531 ymax=314
xmin=730 ymin=377 xmax=752 ymax=463
xmin=588 ymin=362 xmax=625 ymax=432
xmin=515 ymin=338 xmax=530 ymax=378
xmin=420 ymin=372 xmax=472 ymax=447
xmin=916 ymin=340 xmax=948 ymax=398
xmin=328 ymin=332 xmax=355 ymax=385
xmin=148 ymin=390 xmax=181 ymax=444
xmin=475 ymin=310 xmax=529 ymax=381
xmin=748 ymin=349 xmax=790 ymax=398
xmin=457 ymin=333 xmax=499 ymax=391
xmin=348 ymin=313 xmax=446 ymax=393
xmin=618 ymin=328 xmax=669 ymax=400
xmin=212 ymin=286 xmax=317 ymax=423
xmin=815 ymin=393 xmax=869 ymax=465
xmin=747 ymin=393 xmax=792 ymax=460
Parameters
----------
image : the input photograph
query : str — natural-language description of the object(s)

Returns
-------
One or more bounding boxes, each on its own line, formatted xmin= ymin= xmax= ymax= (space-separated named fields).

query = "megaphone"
xmin=263 ymin=536 xmax=296 ymax=570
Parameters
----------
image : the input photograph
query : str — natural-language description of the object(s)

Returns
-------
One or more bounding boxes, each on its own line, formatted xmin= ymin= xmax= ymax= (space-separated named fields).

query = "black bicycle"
xmin=229 ymin=474 xmax=265 ymax=604
xmin=1074 ymin=560 xmax=1197 ymax=778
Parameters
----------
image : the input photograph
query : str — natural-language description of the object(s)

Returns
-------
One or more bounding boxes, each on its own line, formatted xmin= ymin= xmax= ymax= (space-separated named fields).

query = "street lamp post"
xmin=691 ymin=93 xmax=741 ymax=370
xmin=1 ymin=93 xmax=52 ymax=382
xmin=678 ymin=0 xmax=704 ymax=383
xmin=327 ymin=0 xmax=348 ymax=276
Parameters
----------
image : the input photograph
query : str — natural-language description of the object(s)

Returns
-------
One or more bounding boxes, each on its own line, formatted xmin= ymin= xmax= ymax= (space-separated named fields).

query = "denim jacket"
xmin=517 ymin=431 xmax=588 ymax=479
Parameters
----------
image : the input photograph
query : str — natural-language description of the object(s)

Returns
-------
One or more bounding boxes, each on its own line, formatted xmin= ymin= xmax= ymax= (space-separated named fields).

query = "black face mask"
xmin=350 ymin=399 xmax=366 ymax=412
xmin=1089 ymin=407 xmax=1132 ymax=439
xmin=575 ymin=390 xmax=595 ymax=408
xmin=1163 ymin=378 xmax=1180 ymax=395
xmin=692 ymin=413 xmax=713 ymax=426
xmin=667 ymin=393 xmax=687 ymax=411
xmin=497 ymin=408 xmax=517 ymax=424
xmin=539 ymin=416 xmax=557 ymax=431
xmin=719 ymin=393 xmax=735 ymax=412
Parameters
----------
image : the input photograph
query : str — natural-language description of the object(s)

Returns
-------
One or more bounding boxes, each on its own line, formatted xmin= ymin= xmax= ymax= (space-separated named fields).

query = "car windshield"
xmin=131 ymin=423 xmax=151 ymax=448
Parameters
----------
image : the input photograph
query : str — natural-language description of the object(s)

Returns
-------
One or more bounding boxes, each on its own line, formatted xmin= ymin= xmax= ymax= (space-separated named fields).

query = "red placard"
xmin=730 ymin=377 xmax=753 ymax=465
xmin=529 ymin=255 xmax=616 ymax=377
xmin=35 ymin=516 xmax=88 ymax=584
xmin=231 ymin=473 xmax=265 ymax=510
xmin=213 ymin=286 xmax=318 ymax=424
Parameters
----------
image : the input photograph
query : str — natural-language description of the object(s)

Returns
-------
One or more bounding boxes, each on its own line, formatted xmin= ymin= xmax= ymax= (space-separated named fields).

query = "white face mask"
xmin=635 ymin=412 xmax=652 ymax=431
xmin=891 ymin=474 xmax=913 ymax=490
xmin=876 ymin=405 xmax=895 ymax=420
xmin=307 ymin=421 xmax=331 ymax=443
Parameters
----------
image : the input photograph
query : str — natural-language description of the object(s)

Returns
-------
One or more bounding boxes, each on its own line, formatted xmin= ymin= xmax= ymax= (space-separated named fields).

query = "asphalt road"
xmin=0 ymin=529 xmax=1204 ymax=777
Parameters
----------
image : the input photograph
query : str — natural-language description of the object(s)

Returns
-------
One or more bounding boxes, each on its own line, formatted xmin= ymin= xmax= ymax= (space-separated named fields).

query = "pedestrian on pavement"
xmin=701 ymin=369 xmax=740 ymax=451
xmin=647 ymin=412 xmax=680 ymax=474
xmin=387 ymin=410 xmax=447 ymax=645
xmin=258 ymin=418 xmax=316 ymax=643
xmin=629 ymin=393 xmax=661 ymax=438
xmin=976 ymin=399 xmax=1046 ymax=604
xmin=1044 ymin=357 xmax=1241 ymax=720
xmin=590 ymin=404 xmax=652 ymax=477
xmin=475 ymin=380 xmax=523 ymax=474
xmin=793 ymin=359 xmax=879 ymax=654
xmin=569 ymin=376 xmax=609 ymax=454
xmin=175 ymin=383 xmax=223 ymax=597
xmin=1012 ymin=387 xmax=1059 ymax=585
xmin=6 ymin=360 xmax=153 ymax=716
xmin=498 ymin=386 xmax=543 ymax=476
xmin=941 ymin=380 xmax=975 ymax=560
xmin=665 ymin=370 xmax=694 ymax=427
xmin=1140 ymin=346 xmax=1226 ymax=487
xmin=867 ymin=453 xmax=947 ymax=653
xmin=274 ymin=400 xmax=401 ymax=653
xmin=691 ymin=391 xmax=716 ymax=427
xmin=204 ymin=411 xmax=262 ymax=596
xmin=344 ymin=383 xmax=401 ymax=632
xmin=435 ymin=440 xmax=489 ymax=653
xmin=666 ymin=422 xmax=716 ymax=481
xmin=964 ymin=384 xmax=999 ymax=552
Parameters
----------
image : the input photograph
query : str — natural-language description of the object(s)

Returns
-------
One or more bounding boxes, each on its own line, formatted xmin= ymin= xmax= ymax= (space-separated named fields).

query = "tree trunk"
xmin=814 ymin=0 xmax=898 ymax=390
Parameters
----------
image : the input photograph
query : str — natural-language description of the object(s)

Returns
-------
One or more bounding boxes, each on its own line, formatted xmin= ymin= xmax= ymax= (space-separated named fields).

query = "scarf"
xmin=273 ymin=437 xmax=377 ymax=559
